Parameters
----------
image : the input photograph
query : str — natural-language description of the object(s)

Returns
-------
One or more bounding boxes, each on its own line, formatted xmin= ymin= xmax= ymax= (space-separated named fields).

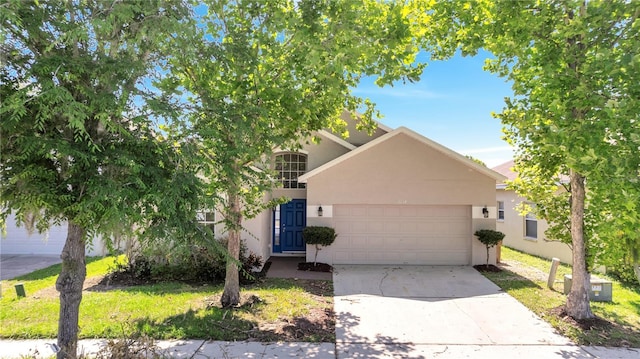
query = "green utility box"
xmin=15 ymin=283 xmax=26 ymax=298
xmin=563 ymin=275 xmax=612 ymax=302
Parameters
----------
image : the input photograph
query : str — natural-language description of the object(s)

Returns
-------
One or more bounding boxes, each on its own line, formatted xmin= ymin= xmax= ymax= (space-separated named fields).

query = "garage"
xmin=331 ymin=204 xmax=471 ymax=265
xmin=298 ymin=127 xmax=505 ymax=266
xmin=1 ymin=214 xmax=108 ymax=256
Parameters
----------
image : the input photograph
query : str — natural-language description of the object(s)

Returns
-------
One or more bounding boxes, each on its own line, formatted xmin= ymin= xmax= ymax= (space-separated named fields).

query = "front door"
xmin=273 ymin=199 xmax=306 ymax=253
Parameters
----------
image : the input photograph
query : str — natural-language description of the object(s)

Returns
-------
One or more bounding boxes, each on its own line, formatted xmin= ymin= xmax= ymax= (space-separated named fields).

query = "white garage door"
xmin=332 ymin=205 xmax=471 ymax=265
xmin=1 ymin=214 xmax=107 ymax=256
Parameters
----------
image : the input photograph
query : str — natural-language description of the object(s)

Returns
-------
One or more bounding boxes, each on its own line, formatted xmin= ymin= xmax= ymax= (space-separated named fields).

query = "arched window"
xmin=275 ymin=153 xmax=307 ymax=189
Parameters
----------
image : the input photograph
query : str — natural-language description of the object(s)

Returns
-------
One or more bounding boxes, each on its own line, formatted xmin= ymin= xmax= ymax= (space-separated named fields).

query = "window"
xmin=524 ymin=208 xmax=537 ymax=239
xmin=273 ymin=206 xmax=280 ymax=246
xmin=275 ymin=153 xmax=307 ymax=189
xmin=497 ymin=201 xmax=505 ymax=221
xmin=197 ymin=210 xmax=215 ymax=234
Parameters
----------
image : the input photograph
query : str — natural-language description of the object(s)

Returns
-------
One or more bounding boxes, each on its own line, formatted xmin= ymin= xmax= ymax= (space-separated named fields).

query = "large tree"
xmin=0 ymin=1 xmax=200 ymax=357
xmin=157 ymin=0 xmax=427 ymax=307
xmin=427 ymin=0 xmax=640 ymax=319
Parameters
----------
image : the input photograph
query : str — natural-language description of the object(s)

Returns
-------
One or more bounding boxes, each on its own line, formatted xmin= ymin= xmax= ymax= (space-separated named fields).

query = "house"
xmin=3 ymin=113 xmax=506 ymax=266
xmin=1 ymin=214 xmax=109 ymax=256
xmin=492 ymin=160 xmax=573 ymax=264
xmin=224 ymin=112 xmax=507 ymax=266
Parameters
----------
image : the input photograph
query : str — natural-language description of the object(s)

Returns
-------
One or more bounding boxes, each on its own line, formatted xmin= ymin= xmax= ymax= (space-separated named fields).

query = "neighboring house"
xmin=1 ymin=214 xmax=109 ymax=256
xmin=492 ymin=160 xmax=573 ymax=264
xmin=220 ymin=112 xmax=506 ymax=266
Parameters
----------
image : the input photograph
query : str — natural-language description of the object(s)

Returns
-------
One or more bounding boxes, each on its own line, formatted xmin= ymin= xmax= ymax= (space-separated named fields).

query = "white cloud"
xmin=460 ymin=146 xmax=513 ymax=155
xmin=459 ymin=146 xmax=514 ymax=168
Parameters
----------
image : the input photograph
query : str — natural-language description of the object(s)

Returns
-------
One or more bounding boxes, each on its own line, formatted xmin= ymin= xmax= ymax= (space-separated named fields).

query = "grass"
xmin=0 ymin=257 xmax=334 ymax=342
xmin=1 ymin=256 xmax=123 ymax=300
xmin=485 ymin=246 xmax=640 ymax=347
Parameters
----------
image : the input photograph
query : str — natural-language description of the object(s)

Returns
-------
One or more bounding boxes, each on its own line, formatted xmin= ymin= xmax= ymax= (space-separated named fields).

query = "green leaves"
xmin=440 ymin=0 xmax=640 ymax=283
xmin=0 ymin=0 xmax=202 ymax=245
xmin=154 ymin=0 xmax=429 ymax=226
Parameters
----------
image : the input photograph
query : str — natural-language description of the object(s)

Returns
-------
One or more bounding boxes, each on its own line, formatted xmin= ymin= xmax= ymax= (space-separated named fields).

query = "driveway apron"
xmin=0 ymin=255 xmax=61 ymax=280
xmin=333 ymin=265 xmax=572 ymax=358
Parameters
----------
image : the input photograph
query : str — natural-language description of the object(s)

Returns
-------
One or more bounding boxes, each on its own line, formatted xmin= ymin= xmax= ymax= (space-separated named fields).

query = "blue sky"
xmin=355 ymin=51 xmax=514 ymax=168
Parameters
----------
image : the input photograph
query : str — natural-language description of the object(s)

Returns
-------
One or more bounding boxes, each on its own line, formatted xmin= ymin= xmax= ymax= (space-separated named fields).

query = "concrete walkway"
xmin=0 ymin=339 xmax=638 ymax=358
xmin=266 ymin=256 xmax=333 ymax=280
xmin=0 ymin=340 xmax=336 ymax=359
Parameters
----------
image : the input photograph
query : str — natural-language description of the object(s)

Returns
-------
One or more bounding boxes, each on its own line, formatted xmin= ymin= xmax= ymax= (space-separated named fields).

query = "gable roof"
xmin=317 ymin=130 xmax=357 ymax=150
xmin=492 ymin=160 xmax=517 ymax=183
xmin=491 ymin=160 xmax=516 ymax=190
xmin=492 ymin=159 xmax=570 ymax=190
xmin=325 ymin=110 xmax=392 ymax=147
xmin=299 ymin=127 xmax=507 ymax=183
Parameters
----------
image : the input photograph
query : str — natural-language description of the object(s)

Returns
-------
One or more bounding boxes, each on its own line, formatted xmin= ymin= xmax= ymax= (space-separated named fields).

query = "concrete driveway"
xmin=0 ymin=255 xmax=61 ymax=280
xmin=333 ymin=265 xmax=589 ymax=358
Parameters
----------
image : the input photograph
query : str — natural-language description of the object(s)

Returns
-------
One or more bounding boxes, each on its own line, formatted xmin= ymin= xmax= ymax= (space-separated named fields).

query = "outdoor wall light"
xmin=318 ymin=205 xmax=323 ymax=217
xmin=482 ymin=206 xmax=489 ymax=218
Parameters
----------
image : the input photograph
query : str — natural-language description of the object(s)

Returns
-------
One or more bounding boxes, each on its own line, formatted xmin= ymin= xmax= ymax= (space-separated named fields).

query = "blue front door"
xmin=274 ymin=199 xmax=306 ymax=253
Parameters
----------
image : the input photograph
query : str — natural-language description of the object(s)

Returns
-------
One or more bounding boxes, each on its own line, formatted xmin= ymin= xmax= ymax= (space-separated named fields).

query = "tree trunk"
xmin=221 ymin=188 xmax=242 ymax=308
xmin=486 ymin=246 xmax=490 ymax=266
xmin=55 ymin=221 xmax=87 ymax=359
xmin=566 ymin=170 xmax=594 ymax=319
xmin=314 ymin=244 xmax=320 ymax=266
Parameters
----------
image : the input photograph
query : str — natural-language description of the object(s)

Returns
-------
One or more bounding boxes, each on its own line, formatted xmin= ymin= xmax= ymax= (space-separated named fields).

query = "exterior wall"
xmin=305 ymin=133 xmax=499 ymax=265
xmin=1 ymin=214 xmax=109 ymax=256
xmin=331 ymin=111 xmax=388 ymax=146
xmin=496 ymin=189 xmax=573 ymax=264
xmin=240 ymin=208 xmax=272 ymax=262
xmin=245 ymin=129 xmax=354 ymax=258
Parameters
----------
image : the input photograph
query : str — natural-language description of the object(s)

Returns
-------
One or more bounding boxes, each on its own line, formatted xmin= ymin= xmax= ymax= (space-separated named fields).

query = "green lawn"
xmin=0 ymin=257 xmax=334 ymax=342
xmin=486 ymin=247 xmax=640 ymax=347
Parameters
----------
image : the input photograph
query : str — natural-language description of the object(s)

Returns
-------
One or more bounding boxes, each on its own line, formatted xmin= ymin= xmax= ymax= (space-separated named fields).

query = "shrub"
xmin=114 ymin=237 xmax=263 ymax=284
xmin=474 ymin=229 xmax=505 ymax=266
xmin=302 ymin=226 xmax=337 ymax=265
xmin=605 ymin=259 xmax=640 ymax=288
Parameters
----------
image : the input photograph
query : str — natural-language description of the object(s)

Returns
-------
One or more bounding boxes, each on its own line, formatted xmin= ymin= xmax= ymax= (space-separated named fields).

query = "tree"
xmin=465 ymin=155 xmax=487 ymax=167
xmin=426 ymin=0 xmax=640 ymax=319
xmin=0 ymin=1 xmax=199 ymax=357
xmin=303 ymin=226 xmax=337 ymax=265
xmin=474 ymin=229 xmax=505 ymax=266
xmin=157 ymin=0 xmax=427 ymax=307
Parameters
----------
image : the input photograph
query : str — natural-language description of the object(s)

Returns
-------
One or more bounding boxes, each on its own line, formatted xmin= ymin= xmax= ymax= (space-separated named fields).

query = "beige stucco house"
xmin=493 ymin=160 xmax=573 ymax=264
xmin=2 ymin=113 xmax=506 ymax=267
xmin=224 ymin=113 xmax=506 ymax=266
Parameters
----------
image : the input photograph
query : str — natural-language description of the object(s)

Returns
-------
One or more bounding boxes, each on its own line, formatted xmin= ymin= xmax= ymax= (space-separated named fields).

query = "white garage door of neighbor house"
xmin=332 ymin=204 xmax=471 ymax=265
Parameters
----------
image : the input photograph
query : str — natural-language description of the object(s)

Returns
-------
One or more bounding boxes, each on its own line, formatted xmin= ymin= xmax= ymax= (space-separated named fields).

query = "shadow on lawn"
xmin=87 ymin=277 xmax=332 ymax=297
xmin=490 ymin=265 xmax=543 ymax=291
xmin=85 ymin=277 xmax=336 ymax=342
xmin=129 ymin=304 xmax=335 ymax=342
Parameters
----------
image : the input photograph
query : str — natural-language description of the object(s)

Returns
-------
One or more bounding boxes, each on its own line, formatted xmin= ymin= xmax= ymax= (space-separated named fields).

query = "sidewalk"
xmin=0 ymin=339 xmax=336 ymax=358
xmin=0 ymin=339 xmax=639 ymax=358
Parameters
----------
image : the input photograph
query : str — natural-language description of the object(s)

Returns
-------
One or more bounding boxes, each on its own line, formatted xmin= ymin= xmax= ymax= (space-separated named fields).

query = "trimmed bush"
xmin=302 ymin=226 xmax=337 ymax=265
xmin=474 ymin=229 xmax=505 ymax=266
xmin=117 ymin=237 xmax=263 ymax=284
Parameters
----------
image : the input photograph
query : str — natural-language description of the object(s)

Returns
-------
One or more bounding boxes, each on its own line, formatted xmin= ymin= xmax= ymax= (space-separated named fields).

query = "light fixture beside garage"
xmin=317 ymin=205 xmax=323 ymax=217
xmin=482 ymin=206 xmax=489 ymax=218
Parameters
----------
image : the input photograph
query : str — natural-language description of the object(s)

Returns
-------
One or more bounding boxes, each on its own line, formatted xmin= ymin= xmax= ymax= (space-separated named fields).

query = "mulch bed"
xmin=297 ymin=262 xmax=333 ymax=272
xmin=549 ymin=305 xmax=614 ymax=331
xmin=473 ymin=264 xmax=503 ymax=273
